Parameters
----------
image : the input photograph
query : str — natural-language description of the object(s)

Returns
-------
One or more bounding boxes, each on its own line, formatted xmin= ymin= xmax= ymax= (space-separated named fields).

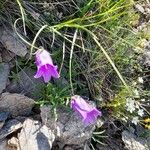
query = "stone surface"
xmin=83 ymin=143 xmax=91 ymax=150
xmin=0 ymin=139 xmax=7 ymax=150
xmin=0 ymin=53 xmax=2 ymax=62
xmin=7 ymin=137 xmax=19 ymax=150
xmin=0 ymin=63 xmax=9 ymax=94
xmin=0 ymin=119 xmax=22 ymax=140
xmin=18 ymin=118 xmax=55 ymax=150
xmin=41 ymin=106 xmax=95 ymax=147
xmin=0 ymin=93 xmax=35 ymax=117
xmin=0 ymin=27 xmax=27 ymax=57
xmin=0 ymin=112 xmax=9 ymax=129
xmin=122 ymin=130 xmax=149 ymax=150
xmin=7 ymin=68 xmax=45 ymax=99
xmin=1 ymin=50 xmax=15 ymax=62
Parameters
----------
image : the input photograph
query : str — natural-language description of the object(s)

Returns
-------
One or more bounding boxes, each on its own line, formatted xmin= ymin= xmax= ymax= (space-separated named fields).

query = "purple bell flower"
xmin=34 ymin=49 xmax=60 ymax=82
xmin=71 ymin=95 xmax=102 ymax=126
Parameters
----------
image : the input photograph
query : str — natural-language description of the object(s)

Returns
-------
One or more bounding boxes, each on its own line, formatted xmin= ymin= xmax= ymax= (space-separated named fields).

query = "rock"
xmin=63 ymin=145 xmax=82 ymax=150
xmin=0 ymin=63 xmax=10 ymax=94
xmin=1 ymin=50 xmax=15 ymax=62
xmin=122 ymin=130 xmax=149 ymax=150
xmin=0 ymin=53 xmax=2 ymax=62
xmin=83 ymin=143 xmax=91 ymax=150
xmin=7 ymin=68 xmax=45 ymax=99
xmin=0 ymin=139 xmax=7 ymax=150
xmin=0 ymin=112 xmax=9 ymax=129
xmin=0 ymin=27 xmax=27 ymax=57
xmin=41 ymin=106 xmax=95 ymax=147
xmin=7 ymin=137 xmax=19 ymax=150
xmin=0 ymin=119 xmax=22 ymax=140
xmin=0 ymin=93 xmax=35 ymax=117
xmin=18 ymin=118 xmax=55 ymax=150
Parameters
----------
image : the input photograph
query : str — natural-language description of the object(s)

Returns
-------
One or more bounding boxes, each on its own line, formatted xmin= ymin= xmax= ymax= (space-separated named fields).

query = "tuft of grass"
xmin=37 ymin=82 xmax=71 ymax=107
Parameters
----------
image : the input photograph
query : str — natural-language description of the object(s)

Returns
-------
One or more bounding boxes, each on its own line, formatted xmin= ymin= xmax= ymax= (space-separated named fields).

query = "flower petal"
xmin=47 ymin=65 xmax=60 ymax=78
xmin=34 ymin=68 xmax=43 ymax=78
xmin=42 ymin=71 xmax=51 ymax=83
xmin=41 ymin=65 xmax=51 ymax=82
xmin=36 ymin=49 xmax=53 ymax=66
xmin=84 ymin=109 xmax=101 ymax=126
xmin=71 ymin=95 xmax=102 ymax=126
xmin=34 ymin=49 xmax=60 ymax=82
xmin=71 ymin=95 xmax=93 ymax=111
xmin=71 ymin=100 xmax=87 ymax=119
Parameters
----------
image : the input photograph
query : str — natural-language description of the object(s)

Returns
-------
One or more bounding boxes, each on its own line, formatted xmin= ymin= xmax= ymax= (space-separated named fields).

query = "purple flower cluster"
xmin=34 ymin=49 xmax=101 ymax=126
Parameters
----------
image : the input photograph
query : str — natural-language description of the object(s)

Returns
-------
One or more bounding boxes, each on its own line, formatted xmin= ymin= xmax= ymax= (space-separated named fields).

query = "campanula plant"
xmin=71 ymin=95 xmax=101 ymax=126
xmin=34 ymin=48 xmax=60 ymax=83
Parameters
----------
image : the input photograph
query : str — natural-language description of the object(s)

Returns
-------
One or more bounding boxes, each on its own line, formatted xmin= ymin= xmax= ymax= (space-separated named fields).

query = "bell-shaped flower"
xmin=71 ymin=95 xmax=102 ymax=126
xmin=34 ymin=49 xmax=60 ymax=82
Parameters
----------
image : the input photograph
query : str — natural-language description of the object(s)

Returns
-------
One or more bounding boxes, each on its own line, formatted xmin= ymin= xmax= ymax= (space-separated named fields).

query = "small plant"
xmin=90 ymin=125 xmax=107 ymax=149
xmin=38 ymin=82 xmax=70 ymax=107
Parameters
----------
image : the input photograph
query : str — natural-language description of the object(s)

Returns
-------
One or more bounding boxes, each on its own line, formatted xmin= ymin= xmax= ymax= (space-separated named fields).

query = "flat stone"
xmin=0 ymin=119 xmax=22 ymax=140
xmin=0 ymin=93 xmax=35 ymax=117
xmin=0 ymin=63 xmax=9 ymax=94
xmin=41 ymin=106 xmax=95 ymax=147
xmin=18 ymin=118 xmax=55 ymax=150
xmin=7 ymin=68 xmax=45 ymax=99
xmin=0 ymin=27 xmax=27 ymax=57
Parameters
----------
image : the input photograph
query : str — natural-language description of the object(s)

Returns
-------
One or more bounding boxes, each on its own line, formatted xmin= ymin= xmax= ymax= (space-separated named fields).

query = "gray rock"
xmin=41 ymin=106 xmax=95 ymax=147
xmin=83 ymin=143 xmax=91 ymax=150
xmin=0 ymin=112 xmax=9 ymax=122
xmin=0 ymin=27 xmax=27 ymax=57
xmin=0 ymin=139 xmax=7 ymax=150
xmin=7 ymin=68 xmax=45 ymax=99
xmin=1 ymin=50 xmax=15 ymax=62
xmin=0 ymin=63 xmax=9 ymax=94
xmin=0 ymin=119 xmax=22 ymax=140
xmin=0 ymin=92 xmax=35 ymax=117
xmin=0 ymin=53 xmax=2 ymax=62
xmin=18 ymin=118 xmax=55 ymax=150
xmin=122 ymin=130 xmax=149 ymax=150
xmin=7 ymin=137 xmax=19 ymax=150
xmin=0 ymin=112 xmax=9 ymax=129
